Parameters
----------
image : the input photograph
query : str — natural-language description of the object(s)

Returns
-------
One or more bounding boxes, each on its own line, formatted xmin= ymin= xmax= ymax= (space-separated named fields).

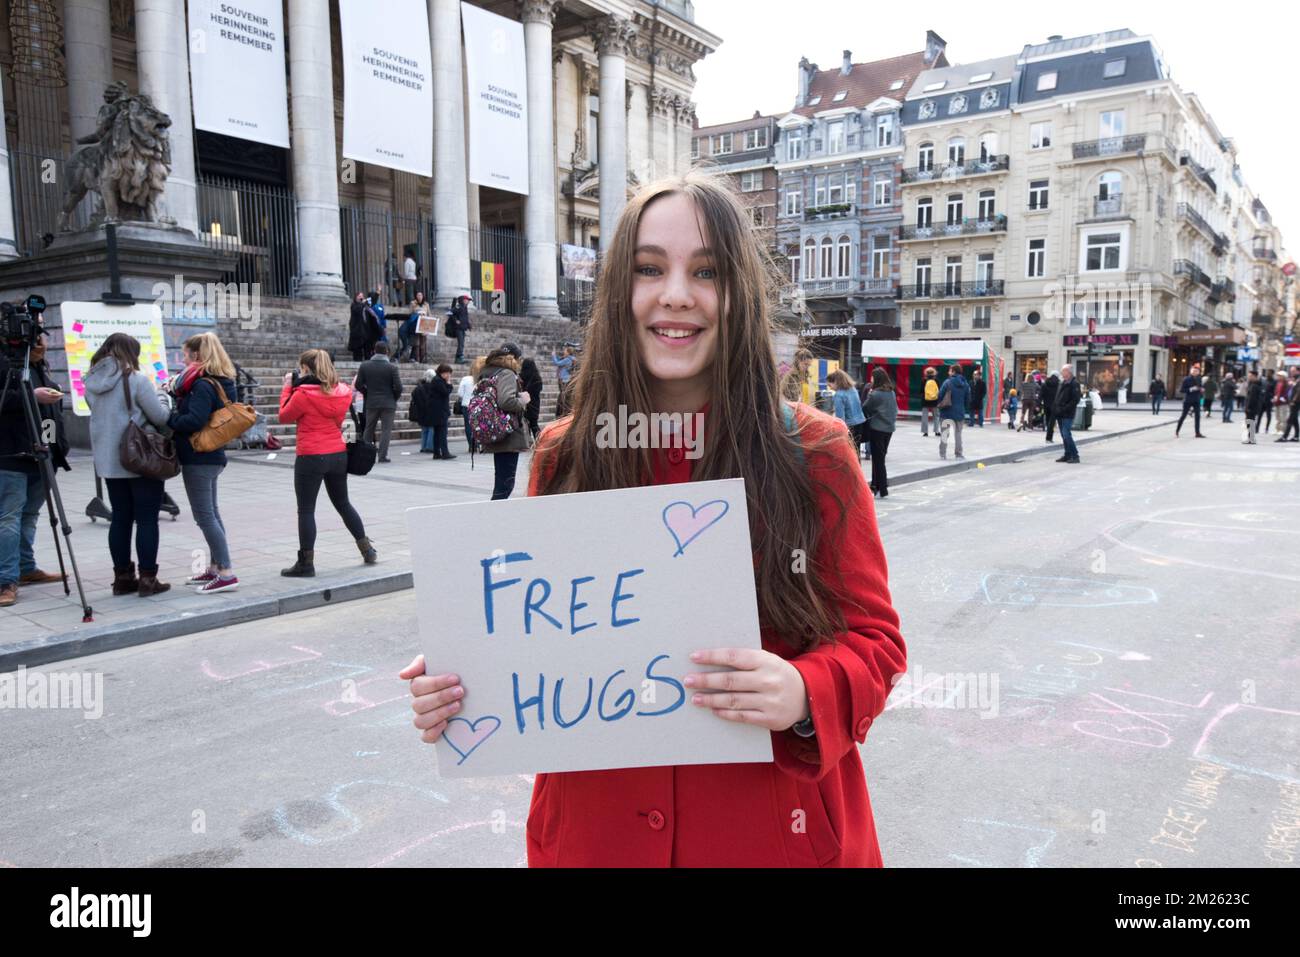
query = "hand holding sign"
xmin=686 ymin=648 xmax=810 ymax=731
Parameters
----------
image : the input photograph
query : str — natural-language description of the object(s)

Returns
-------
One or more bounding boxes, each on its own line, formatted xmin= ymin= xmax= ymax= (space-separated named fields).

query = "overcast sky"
xmin=691 ymin=1 xmax=1293 ymax=250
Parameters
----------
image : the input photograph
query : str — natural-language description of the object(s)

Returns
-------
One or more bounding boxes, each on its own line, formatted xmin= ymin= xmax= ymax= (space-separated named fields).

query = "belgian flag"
xmin=471 ymin=260 xmax=505 ymax=292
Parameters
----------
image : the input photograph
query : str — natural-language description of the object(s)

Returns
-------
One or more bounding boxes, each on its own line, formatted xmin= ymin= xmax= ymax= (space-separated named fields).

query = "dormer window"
xmin=889 ymin=80 xmax=904 ymax=91
xmin=1037 ymin=71 xmax=1058 ymax=92
xmin=832 ymin=91 xmax=847 ymax=102
xmin=808 ymin=95 xmax=822 ymax=106
xmin=969 ymin=72 xmax=993 ymax=83
xmin=923 ymin=80 xmax=946 ymax=92
xmin=1104 ymin=58 xmax=1127 ymax=79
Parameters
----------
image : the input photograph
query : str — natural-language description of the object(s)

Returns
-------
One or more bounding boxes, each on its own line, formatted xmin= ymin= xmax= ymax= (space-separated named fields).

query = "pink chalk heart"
xmin=662 ymin=499 xmax=730 ymax=557
xmin=443 ymin=715 xmax=501 ymax=765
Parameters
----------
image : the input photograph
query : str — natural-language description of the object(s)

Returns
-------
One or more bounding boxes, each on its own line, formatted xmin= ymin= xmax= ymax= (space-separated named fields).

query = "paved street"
xmin=2 ymin=421 xmax=1295 ymax=867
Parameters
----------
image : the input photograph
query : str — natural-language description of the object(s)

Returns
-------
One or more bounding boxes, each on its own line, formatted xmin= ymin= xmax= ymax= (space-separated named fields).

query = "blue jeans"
xmin=0 ymin=468 xmax=44 ymax=586
xmin=181 ymin=463 xmax=231 ymax=569
xmin=491 ymin=452 xmax=519 ymax=500
xmin=1152 ymin=397 xmax=1163 ymax=415
xmin=1058 ymin=418 xmax=1078 ymax=460
xmin=421 ymin=426 xmax=434 ymax=451
xmin=1222 ymin=399 xmax=1233 ymax=423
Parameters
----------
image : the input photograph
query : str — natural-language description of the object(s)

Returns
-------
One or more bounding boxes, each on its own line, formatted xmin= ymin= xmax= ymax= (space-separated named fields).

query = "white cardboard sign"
xmin=407 ymin=478 xmax=773 ymax=777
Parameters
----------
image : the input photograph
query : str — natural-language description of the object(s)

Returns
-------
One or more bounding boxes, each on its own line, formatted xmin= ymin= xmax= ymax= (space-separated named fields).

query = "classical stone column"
xmin=649 ymin=86 xmax=673 ymax=182
xmin=0 ymin=69 xmax=18 ymax=259
xmin=134 ymin=0 xmax=198 ymax=234
xmin=287 ymin=0 xmax=347 ymax=299
xmin=433 ymin=0 xmax=471 ymax=305
xmin=521 ymin=0 xmax=561 ymax=318
xmin=592 ymin=15 xmax=636 ymax=246
xmin=674 ymin=98 xmax=696 ymax=178
xmin=64 ymin=0 xmax=113 ymax=144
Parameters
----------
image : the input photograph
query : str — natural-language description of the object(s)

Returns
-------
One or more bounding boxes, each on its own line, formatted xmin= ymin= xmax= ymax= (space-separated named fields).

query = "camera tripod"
xmin=1 ymin=344 xmax=93 ymax=622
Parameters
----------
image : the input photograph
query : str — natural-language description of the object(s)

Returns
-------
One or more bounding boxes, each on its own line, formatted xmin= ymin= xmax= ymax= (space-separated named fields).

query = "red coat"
xmin=279 ymin=381 xmax=353 ymax=456
xmin=524 ymin=403 xmax=905 ymax=867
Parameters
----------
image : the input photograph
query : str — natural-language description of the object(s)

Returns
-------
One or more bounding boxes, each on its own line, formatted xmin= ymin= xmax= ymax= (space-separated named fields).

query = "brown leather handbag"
xmin=190 ymin=377 xmax=257 ymax=452
xmin=119 ymin=374 xmax=180 ymax=480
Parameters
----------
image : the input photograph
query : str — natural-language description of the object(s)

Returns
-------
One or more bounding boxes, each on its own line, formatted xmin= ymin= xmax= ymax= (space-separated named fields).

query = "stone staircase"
xmin=216 ymin=300 xmax=583 ymax=451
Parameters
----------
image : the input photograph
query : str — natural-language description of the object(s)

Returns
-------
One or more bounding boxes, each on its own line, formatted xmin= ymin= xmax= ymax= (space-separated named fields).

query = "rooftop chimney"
xmin=1047 ymin=34 xmax=1063 ymax=41
xmin=841 ymin=50 xmax=852 ymax=76
xmin=925 ymin=29 xmax=947 ymax=66
xmin=797 ymin=56 xmax=817 ymax=107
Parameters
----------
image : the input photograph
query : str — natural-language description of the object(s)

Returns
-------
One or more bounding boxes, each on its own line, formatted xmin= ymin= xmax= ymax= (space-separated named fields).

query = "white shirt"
xmin=458 ymin=375 xmax=475 ymax=405
xmin=402 ymin=257 xmax=417 ymax=281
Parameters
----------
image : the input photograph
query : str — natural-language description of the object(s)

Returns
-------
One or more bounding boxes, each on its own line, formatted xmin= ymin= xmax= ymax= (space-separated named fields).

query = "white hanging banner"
xmin=339 ymin=0 xmax=434 ymax=176
xmin=461 ymin=2 xmax=530 ymax=195
xmin=187 ymin=0 xmax=290 ymax=147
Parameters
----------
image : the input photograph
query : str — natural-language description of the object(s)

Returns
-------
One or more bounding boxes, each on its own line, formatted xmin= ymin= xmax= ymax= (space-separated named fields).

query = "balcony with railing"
xmin=1177 ymin=203 xmax=1229 ymax=252
xmin=1253 ymin=247 xmax=1278 ymax=263
xmin=1072 ymin=133 xmax=1146 ymax=161
xmin=798 ymin=277 xmax=896 ymax=299
xmin=1180 ymin=154 xmax=1218 ymax=195
xmin=897 ymin=280 xmax=1005 ymax=301
xmin=1216 ymin=277 xmax=1236 ymax=302
xmin=803 ymin=203 xmax=856 ymax=222
xmin=900 ymin=154 xmax=1010 ymax=185
xmin=899 ymin=215 xmax=1008 ymax=241
xmin=1174 ymin=259 xmax=1213 ymax=289
xmin=1090 ymin=195 xmax=1127 ymax=220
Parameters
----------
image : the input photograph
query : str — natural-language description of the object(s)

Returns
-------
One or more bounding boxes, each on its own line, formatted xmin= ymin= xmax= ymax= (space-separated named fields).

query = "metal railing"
xmin=897 ymin=279 xmax=1004 ymax=300
xmin=1176 ymin=203 xmax=1228 ymax=251
xmin=1093 ymin=196 xmax=1124 ymax=217
xmin=467 ymin=223 xmax=527 ymax=316
xmin=803 ymin=204 xmax=856 ymax=221
xmin=8 ymin=147 xmax=93 ymax=255
xmin=899 ymin=216 xmax=1007 ymax=240
xmin=1180 ymin=153 xmax=1218 ymax=194
xmin=1173 ymin=259 xmax=1213 ymax=289
xmin=1072 ymin=133 xmax=1148 ymax=160
xmin=1253 ymin=247 xmax=1278 ymax=263
xmin=198 ymin=176 xmax=300 ymax=299
xmin=801 ymin=279 xmax=855 ymax=296
xmin=338 ymin=206 xmax=435 ymax=307
xmin=900 ymin=154 xmax=1010 ymax=184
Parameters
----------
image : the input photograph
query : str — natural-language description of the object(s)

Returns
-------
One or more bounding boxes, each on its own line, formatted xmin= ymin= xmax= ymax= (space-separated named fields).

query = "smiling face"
xmin=631 ymin=192 xmax=721 ymax=410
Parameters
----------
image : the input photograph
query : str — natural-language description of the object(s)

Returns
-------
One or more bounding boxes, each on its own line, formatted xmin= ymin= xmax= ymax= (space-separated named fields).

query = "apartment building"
xmin=774 ymin=32 xmax=949 ymax=375
xmin=899 ymin=29 xmax=1276 ymax=399
xmin=691 ymin=112 xmax=780 ymax=257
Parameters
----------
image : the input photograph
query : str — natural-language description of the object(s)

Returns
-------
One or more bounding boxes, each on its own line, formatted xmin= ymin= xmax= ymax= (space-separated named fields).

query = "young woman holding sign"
xmin=401 ymin=174 xmax=906 ymax=867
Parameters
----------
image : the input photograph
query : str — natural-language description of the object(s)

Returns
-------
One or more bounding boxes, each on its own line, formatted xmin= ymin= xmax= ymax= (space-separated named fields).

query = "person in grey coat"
xmin=83 ymin=333 xmax=174 ymax=596
xmin=353 ymin=341 xmax=403 ymax=462
xmin=477 ymin=343 xmax=531 ymax=500
xmin=863 ymin=367 xmax=897 ymax=497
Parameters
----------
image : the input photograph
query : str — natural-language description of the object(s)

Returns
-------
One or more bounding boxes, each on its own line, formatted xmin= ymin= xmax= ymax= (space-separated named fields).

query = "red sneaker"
xmin=198 ymin=575 xmax=239 ymax=594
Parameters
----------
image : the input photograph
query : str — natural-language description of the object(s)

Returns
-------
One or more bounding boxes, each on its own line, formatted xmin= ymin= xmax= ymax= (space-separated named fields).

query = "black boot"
xmin=281 ymin=550 xmax=315 ymax=577
xmin=356 ymin=537 xmax=378 ymax=565
xmin=112 ymin=562 xmax=138 ymax=596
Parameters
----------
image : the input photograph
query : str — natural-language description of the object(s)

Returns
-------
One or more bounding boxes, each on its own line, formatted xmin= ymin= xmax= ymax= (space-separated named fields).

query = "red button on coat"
xmin=855 ymin=716 xmax=873 ymax=738
xmin=647 ymin=810 xmax=666 ymax=830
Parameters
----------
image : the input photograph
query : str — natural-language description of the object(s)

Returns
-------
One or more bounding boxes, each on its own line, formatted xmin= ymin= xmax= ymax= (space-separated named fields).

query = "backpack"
xmin=467 ymin=373 xmax=514 ymax=452
xmin=924 ymin=379 xmax=939 ymax=402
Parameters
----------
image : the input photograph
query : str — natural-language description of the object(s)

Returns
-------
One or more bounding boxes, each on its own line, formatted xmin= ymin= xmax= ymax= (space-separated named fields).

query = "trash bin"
xmin=1073 ymin=401 xmax=1094 ymax=431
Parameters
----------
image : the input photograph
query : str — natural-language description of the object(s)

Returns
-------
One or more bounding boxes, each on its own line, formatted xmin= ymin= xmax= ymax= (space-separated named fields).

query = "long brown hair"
xmin=298 ymin=349 xmax=339 ymax=392
xmin=89 ymin=332 xmax=141 ymax=372
xmin=533 ymin=173 xmax=857 ymax=651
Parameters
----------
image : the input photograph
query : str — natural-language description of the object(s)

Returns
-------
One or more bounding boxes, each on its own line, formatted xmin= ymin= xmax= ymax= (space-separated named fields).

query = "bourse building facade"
xmin=0 ymin=0 xmax=718 ymax=318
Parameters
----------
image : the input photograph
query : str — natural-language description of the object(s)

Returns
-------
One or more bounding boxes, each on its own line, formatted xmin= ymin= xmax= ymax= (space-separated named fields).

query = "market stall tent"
xmin=859 ymin=339 xmax=1006 ymax=419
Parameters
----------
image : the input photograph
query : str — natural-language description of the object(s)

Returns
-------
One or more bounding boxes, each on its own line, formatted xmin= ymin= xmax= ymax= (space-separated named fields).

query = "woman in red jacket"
xmin=400 ymin=174 xmax=905 ymax=867
xmin=278 ymin=349 xmax=377 ymax=577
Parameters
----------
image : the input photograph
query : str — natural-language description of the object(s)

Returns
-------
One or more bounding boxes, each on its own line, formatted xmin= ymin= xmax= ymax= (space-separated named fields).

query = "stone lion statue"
xmin=58 ymin=81 xmax=173 ymax=230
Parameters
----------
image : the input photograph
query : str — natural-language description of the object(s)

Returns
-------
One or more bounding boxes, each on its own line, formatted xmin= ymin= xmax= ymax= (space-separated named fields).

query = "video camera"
xmin=1 ymin=294 xmax=47 ymax=351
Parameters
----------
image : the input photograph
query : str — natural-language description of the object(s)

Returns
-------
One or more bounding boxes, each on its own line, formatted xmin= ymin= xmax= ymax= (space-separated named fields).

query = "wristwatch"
xmin=790 ymin=714 xmax=816 ymax=738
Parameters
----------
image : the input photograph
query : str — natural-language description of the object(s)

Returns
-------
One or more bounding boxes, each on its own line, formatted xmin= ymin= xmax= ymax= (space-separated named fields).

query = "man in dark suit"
xmin=355 ymin=341 xmax=403 ymax=463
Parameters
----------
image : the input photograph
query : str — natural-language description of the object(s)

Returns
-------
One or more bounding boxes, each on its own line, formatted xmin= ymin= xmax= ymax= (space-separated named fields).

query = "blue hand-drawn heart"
xmin=443 ymin=715 xmax=502 ymax=765
xmin=662 ymin=499 xmax=730 ymax=557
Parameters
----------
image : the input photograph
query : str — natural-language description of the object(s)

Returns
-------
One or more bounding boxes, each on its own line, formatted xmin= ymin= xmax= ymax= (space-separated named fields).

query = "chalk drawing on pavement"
xmin=981 ymin=574 xmax=1158 ymax=608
